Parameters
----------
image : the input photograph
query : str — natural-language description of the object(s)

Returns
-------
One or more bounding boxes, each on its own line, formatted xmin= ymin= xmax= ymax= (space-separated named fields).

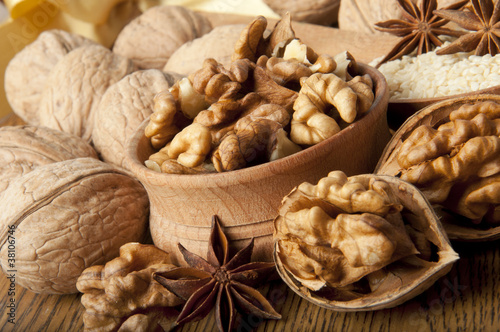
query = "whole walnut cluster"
xmin=144 ymin=14 xmax=375 ymax=173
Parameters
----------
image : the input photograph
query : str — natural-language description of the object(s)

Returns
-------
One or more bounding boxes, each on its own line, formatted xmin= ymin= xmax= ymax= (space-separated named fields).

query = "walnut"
xmin=232 ymin=13 xmax=295 ymax=62
xmin=168 ymin=123 xmax=212 ymax=168
xmin=212 ymin=104 xmax=290 ymax=171
xmin=145 ymin=90 xmax=189 ymax=150
xmin=77 ymin=243 xmax=183 ymax=332
xmin=274 ymin=171 xmax=459 ymax=310
xmin=92 ymin=69 xmax=182 ymax=169
xmin=4 ymin=30 xmax=96 ymax=125
xmin=38 ymin=44 xmax=136 ymax=142
xmin=263 ymin=0 xmax=340 ymax=26
xmin=376 ymin=97 xmax=500 ymax=241
xmin=0 ymin=125 xmax=98 ymax=192
xmin=0 ymin=158 xmax=149 ymax=294
xmin=290 ymin=72 xmax=373 ymax=145
xmin=113 ymin=5 xmax=212 ymax=70
xmin=164 ymin=24 xmax=247 ymax=76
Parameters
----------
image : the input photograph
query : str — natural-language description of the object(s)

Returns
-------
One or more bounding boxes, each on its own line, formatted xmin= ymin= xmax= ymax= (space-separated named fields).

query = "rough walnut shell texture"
xmin=0 ymin=125 xmax=98 ymax=192
xmin=338 ymin=0 xmax=458 ymax=34
xmin=274 ymin=172 xmax=458 ymax=311
xmin=0 ymin=157 xmax=149 ymax=294
xmin=375 ymin=95 xmax=500 ymax=241
xmin=113 ymin=5 xmax=213 ymax=70
xmin=264 ymin=0 xmax=340 ymax=26
xmin=92 ymin=69 xmax=182 ymax=168
xmin=163 ymin=24 xmax=247 ymax=76
xmin=4 ymin=30 xmax=96 ymax=125
xmin=38 ymin=44 xmax=136 ymax=142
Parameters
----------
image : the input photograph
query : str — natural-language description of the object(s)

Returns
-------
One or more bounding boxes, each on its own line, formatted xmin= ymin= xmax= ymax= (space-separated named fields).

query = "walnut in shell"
xmin=0 ymin=157 xmax=149 ymax=294
xmin=375 ymin=95 xmax=500 ymax=241
xmin=113 ymin=5 xmax=212 ymax=70
xmin=0 ymin=125 xmax=98 ymax=192
xmin=163 ymin=24 xmax=248 ymax=76
xmin=77 ymin=243 xmax=183 ymax=332
xmin=92 ymin=69 xmax=183 ymax=168
xmin=263 ymin=0 xmax=340 ymax=26
xmin=4 ymin=30 xmax=96 ymax=125
xmin=274 ymin=171 xmax=458 ymax=310
xmin=38 ymin=44 xmax=137 ymax=142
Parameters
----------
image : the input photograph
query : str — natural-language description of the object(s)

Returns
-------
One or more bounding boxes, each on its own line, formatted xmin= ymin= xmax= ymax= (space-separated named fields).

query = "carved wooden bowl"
xmin=125 ymin=63 xmax=391 ymax=265
xmin=387 ymin=85 xmax=500 ymax=130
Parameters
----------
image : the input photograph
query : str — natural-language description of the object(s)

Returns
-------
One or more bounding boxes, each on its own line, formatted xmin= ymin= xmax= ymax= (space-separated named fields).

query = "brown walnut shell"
xmin=0 ymin=125 xmax=98 ymax=192
xmin=4 ymin=30 xmax=96 ymax=125
xmin=92 ymin=69 xmax=183 ymax=169
xmin=0 ymin=157 xmax=149 ymax=294
xmin=113 ymin=5 xmax=213 ymax=70
xmin=274 ymin=173 xmax=458 ymax=311
xmin=375 ymin=94 xmax=500 ymax=241
xmin=38 ymin=44 xmax=136 ymax=142
xmin=163 ymin=24 xmax=247 ymax=76
xmin=264 ymin=0 xmax=340 ymax=26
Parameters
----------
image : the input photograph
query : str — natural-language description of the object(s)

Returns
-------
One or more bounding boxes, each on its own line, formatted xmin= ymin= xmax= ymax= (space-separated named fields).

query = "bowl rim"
xmin=124 ymin=62 xmax=389 ymax=187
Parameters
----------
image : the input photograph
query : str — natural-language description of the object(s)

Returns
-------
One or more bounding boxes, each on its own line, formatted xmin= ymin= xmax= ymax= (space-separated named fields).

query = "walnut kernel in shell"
xmin=274 ymin=171 xmax=458 ymax=310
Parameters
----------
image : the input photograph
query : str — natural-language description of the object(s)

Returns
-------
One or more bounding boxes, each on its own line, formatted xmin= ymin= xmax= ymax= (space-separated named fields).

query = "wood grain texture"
xmin=0 ymin=14 xmax=499 ymax=332
xmin=1 ymin=240 xmax=498 ymax=331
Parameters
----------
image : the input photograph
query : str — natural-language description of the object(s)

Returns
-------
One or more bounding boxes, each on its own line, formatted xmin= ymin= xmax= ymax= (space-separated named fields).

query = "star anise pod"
xmin=153 ymin=215 xmax=281 ymax=332
xmin=434 ymin=0 xmax=500 ymax=55
xmin=375 ymin=0 xmax=468 ymax=67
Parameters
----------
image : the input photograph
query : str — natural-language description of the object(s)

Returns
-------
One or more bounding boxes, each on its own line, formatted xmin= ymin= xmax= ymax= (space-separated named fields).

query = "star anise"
xmin=375 ymin=0 xmax=468 ymax=67
xmin=153 ymin=215 xmax=281 ymax=332
xmin=434 ymin=0 xmax=500 ymax=55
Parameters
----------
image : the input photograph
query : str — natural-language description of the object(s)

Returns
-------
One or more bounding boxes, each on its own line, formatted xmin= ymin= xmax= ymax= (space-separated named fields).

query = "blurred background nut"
xmin=0 ymin=125 xmax=98 ymax=192
xmin=263 ymin=0 xmax=340 ymax=26
xmin=376 ymin=95 xmax=500 ymax=241
xmin=38 ymin=44 xmax=136 ymax=142
xmin=274 ymin=171 xmax=458 ymax=310
xmin=0 ymin=157 xmax=150 ymax=294
xmin=113 ymin=5 xmax=213 ymax=70
xmin=164 ymin=24 xmax=248 ymax=76
xmin=4 ymin=30 xmax=96 ymax=125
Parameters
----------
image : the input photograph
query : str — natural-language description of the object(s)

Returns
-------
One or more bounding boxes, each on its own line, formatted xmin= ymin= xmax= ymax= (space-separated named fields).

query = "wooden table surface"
xmin=1 ymin=12 xmax=499 ymax=332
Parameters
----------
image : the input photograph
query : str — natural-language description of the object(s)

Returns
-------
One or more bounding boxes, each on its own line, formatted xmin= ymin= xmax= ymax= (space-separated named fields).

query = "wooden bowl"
xmin=387 ymin=85 xmax=500 ymax=130
xmin=124 ymin=63 xmax=391 ymax=265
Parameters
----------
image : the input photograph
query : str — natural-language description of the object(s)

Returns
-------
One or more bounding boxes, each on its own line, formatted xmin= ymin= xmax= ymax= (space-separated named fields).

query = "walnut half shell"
xmin=273 ymin=171 xmax=458 ymax=311
xmin=375 ymin=95 xmax=500 ymax=241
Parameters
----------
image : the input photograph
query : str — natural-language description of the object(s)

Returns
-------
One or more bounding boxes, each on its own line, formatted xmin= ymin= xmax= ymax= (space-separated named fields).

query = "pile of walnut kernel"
xmin=144 ymin=14 xmax=375 ymax=173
